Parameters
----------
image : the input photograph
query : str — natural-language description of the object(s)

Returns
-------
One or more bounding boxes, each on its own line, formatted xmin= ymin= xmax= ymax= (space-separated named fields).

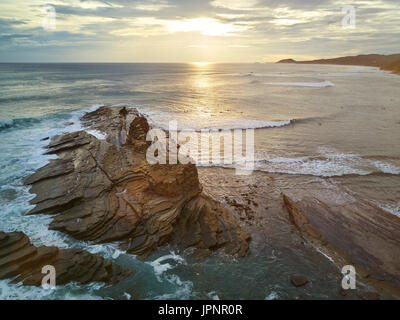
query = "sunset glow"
xmin=167 ymin=18 xmax=245 ymax=37
xmin=192 ymin=62 xmax=213 ymax=66
xmin=0 ymin=1 xmax=399 ymax=63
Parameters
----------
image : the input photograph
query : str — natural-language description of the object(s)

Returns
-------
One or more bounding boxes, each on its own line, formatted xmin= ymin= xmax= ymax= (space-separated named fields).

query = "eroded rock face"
xmin=282 ymin=190 xmax=400 ymax=295
xmin=25 ymin=106 xmax=250 ymax=258
xmin=0 ymin=231 xmax=134 ymax=286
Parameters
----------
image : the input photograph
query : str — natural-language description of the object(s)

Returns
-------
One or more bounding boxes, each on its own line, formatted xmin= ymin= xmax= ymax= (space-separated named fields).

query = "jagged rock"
xmin=290 ymin=275 xmax=309 ymax=287
xmin=24 ymin=106 xmax=250 ymax=258
xmin=282 ymin=193 xmax=322 ymax=240
xmin=0 ymin=231 xmax=134 ymax=286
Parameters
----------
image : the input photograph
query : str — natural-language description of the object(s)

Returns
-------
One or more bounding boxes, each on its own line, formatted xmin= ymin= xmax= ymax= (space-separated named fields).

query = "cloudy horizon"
xmin=1 ymin=0 xmax=399 ymax=63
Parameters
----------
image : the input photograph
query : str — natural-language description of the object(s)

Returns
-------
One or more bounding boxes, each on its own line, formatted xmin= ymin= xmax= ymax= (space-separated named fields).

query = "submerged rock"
xmin=25 ymin=106 xmax=249 ymax=258
xmin=290 ymin=275 xmax=309 ymax=287
xmin=0 ymin=231 xmax=134 ymax=286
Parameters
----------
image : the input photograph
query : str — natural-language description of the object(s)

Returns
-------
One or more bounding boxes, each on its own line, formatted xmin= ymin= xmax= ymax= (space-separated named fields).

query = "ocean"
xmin=0 ymin=63 xmax=399 ymax=299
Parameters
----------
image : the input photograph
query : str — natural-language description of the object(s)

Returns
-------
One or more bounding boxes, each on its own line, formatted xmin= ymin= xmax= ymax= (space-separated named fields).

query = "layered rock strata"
xmin=0 ymin=231 xmax=134 ymax=286
xmin=25 ymin=106 xmax=250 ymax=259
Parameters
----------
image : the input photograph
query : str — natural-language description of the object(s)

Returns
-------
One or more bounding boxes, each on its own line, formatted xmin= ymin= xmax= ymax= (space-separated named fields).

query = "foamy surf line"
xmin=196 ymin=154 xmax=400 ymax=178
xmin=372 ymin=201 xmax=400 ymax=219
xmin=197 ymin=164 xmax=400 ymax=178
xmin=229 ymin=72 xmax=361 ymax=78
xmin=177 ymin=119 xmax=292 ymax=132
xmin=265 ymin=80 xmax=335 ymax=87
xmin=130 ymin=107 xmax=294 ymax=131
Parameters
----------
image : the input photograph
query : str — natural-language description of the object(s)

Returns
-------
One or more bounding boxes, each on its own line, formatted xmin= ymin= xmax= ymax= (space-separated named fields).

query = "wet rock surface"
xmin=290 ymin=275 xmax=309 ymax=287
xmin=281 ymin=185 xmax=400 ymax=290
xmin=198 ymin=167 xmax=400 ymax=299
xmin=25 ymin=106 xmax=249 ymax=259
xmin=0 ymin=231 xmax=134 ymax=286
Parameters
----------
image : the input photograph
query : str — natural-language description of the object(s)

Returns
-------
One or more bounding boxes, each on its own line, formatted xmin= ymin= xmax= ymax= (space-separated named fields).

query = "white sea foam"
xmin=314 ymin=72 xmax=359 ymax=77
xmin=178 ymin=119 xmax=292 ymax=131
xmin=0 ymin=280 xmax=104 ymax=300
xmin=147 ymin=252 xmax=195 ymax=300
xmin=86 ymin=243 xmax=127 ymax=260
xmin=252 ymin=147 xmax=400 ymax=177
xmin=372 ymin=201 xmax=400 ymax=219
xmin=229 ymin=71 xmax=361 ymax=78
xmin=199 ymin=146 xmax=400 ymax=178
xmin=147 ymin=252 xmax=186 ymax=280
xmin=371 ymin=161 xmax=400 ymax=175
xmin=265 ymin=80 xmax=335 ymax=87
xmin=207 ymin=291 xmax=220 ymax=300
xmin=132 ymin=107 xmax=293 ymax=131
xmin=265 ymin=291 xmax=279 ymax=300
xmin=86 ymin=129 xmax=107 ymax=140
xmin=256 ymin=157 xmax=370 ymax=177
xmin=153 ymin=275 xmax=194 ymax=300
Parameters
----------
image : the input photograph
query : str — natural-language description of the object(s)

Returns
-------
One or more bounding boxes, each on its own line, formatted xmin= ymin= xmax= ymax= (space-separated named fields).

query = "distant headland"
xmin=277 ymin=53 xmax=400 ymax=74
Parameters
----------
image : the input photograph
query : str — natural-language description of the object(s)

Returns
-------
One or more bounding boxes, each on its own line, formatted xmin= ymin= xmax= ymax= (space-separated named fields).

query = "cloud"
xmin=0 ymin=0 xmax=399 ymax=62
xmin=167 ymin=17 xmax=248 ymax=36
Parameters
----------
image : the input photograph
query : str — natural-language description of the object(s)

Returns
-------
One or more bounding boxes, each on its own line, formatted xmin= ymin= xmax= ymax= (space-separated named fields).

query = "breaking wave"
xmin=0 ymin=117 xmax=43 ymax=132
xmin=254 ymin=152 xmax=400 ymax=177
xmin=177 ymin=119 xmax=292 ymax=132
xmin=197 ymin=148 xmax=400 ymax=178
xmin=265 ymin=80 xmax=335 ymax=87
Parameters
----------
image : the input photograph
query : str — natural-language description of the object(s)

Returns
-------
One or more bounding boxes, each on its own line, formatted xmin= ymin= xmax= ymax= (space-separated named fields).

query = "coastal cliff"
xmin=277 ymin=53 xmax=400 ymax=74
xmin=24 ymin=106 xmax=250 ymax=259
xmin=382 ymin=59 xmax=400 ymax=74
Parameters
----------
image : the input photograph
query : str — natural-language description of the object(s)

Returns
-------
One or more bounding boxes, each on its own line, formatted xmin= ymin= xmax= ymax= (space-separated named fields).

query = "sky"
xmin=0 ymin=0 xmax=399 ymax=62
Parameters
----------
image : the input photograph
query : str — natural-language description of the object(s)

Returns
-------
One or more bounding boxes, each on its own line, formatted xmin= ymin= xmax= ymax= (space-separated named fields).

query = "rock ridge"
xmin=0 ymin=231 xmax=134 ymax=286
xmin=24 ymin=106 xmax=250 ymax=259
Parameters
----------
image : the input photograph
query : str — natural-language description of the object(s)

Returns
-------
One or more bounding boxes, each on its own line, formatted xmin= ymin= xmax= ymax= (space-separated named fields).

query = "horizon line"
xmin=0 ymin=61 xmax=272 ymax=64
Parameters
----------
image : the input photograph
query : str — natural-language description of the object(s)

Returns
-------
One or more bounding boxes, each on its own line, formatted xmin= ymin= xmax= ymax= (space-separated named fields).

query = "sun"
xmin=192 ymin=62 xmax=213 ymax=66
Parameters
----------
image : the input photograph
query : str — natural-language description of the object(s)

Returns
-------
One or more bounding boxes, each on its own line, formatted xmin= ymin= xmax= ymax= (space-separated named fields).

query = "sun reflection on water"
xmin=192 ymin=62 xmax=213 ymax=66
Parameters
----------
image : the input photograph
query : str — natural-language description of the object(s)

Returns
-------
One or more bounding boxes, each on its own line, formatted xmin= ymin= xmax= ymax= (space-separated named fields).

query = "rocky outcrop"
xmin=276 ymin=59 xmax=296 ymax=64
xmin=282 ymin=193 xmax=322 ymax=241
xmin=24 ymin=106 xmax=250 ymax=259
xmin=0 ymin=231 xmax=134 ymax=286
